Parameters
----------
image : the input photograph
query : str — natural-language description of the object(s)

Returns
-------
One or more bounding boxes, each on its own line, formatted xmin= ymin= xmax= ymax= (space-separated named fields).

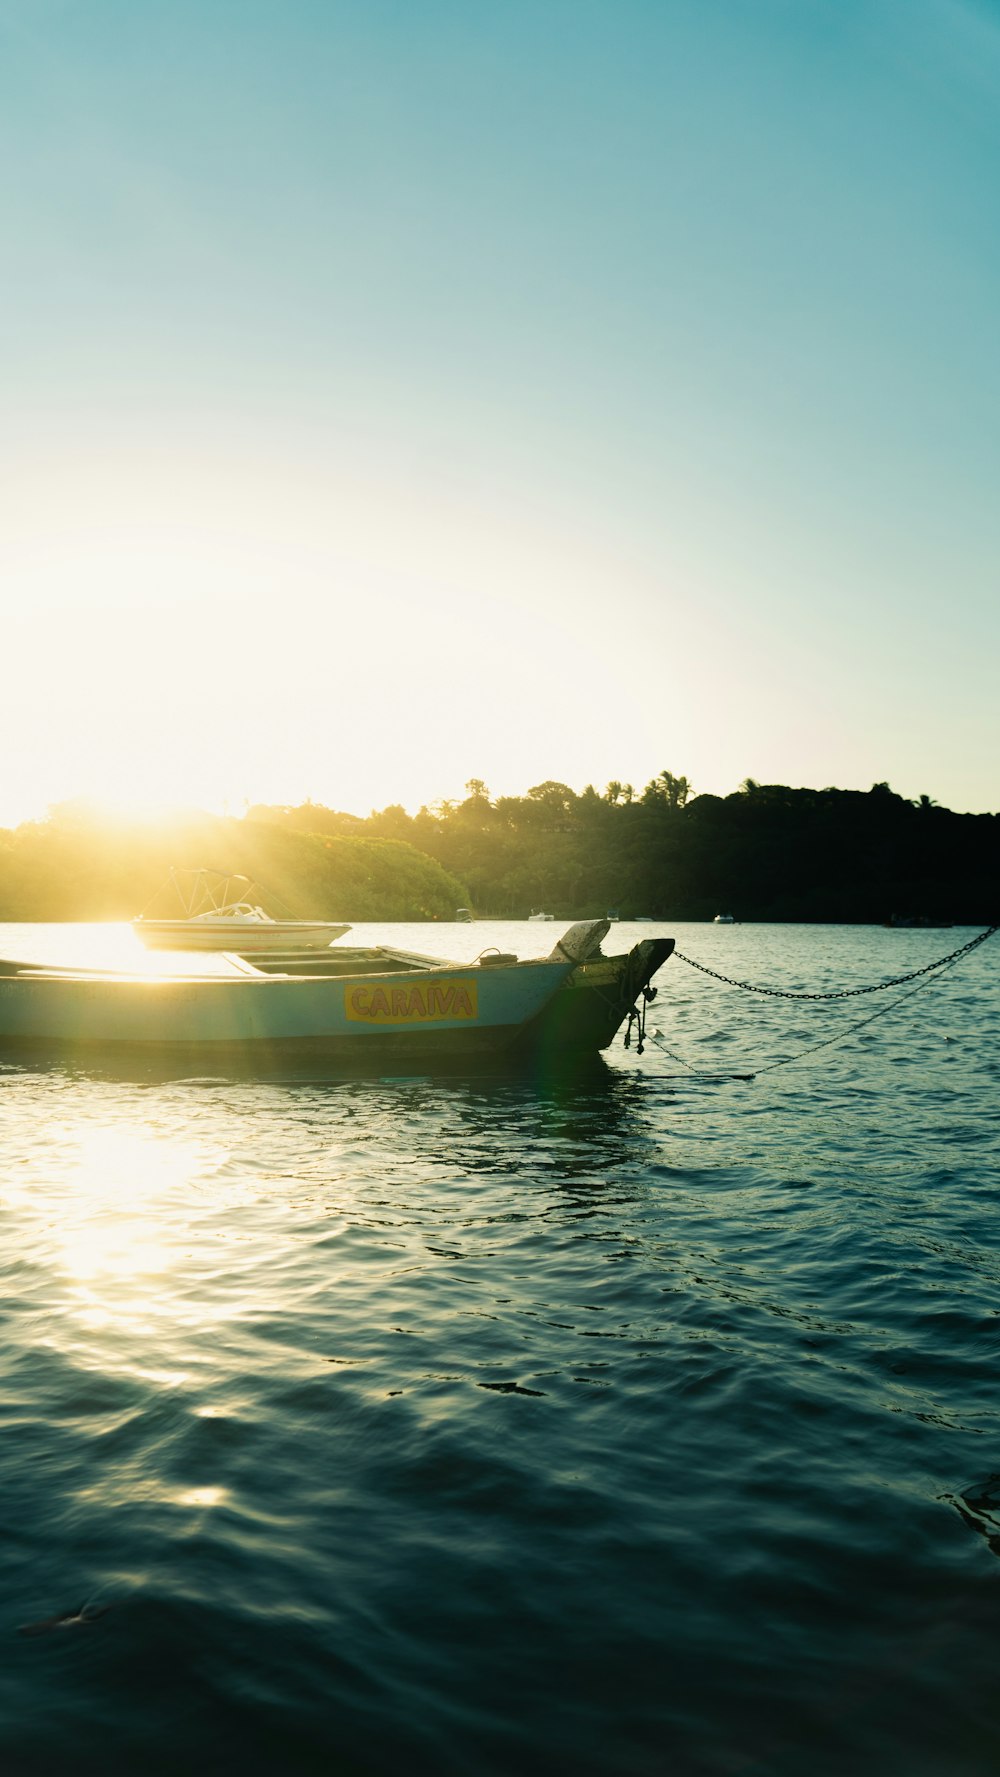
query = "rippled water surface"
xmin=1 ymin=921 xmax=998 ymax=1776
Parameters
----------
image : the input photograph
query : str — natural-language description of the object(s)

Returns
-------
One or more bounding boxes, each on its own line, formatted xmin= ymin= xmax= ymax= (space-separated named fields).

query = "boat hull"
xmin=133 ymin=919 xmax=350 ymax=952
xmin=246 ymin=937 xmax=676 ymax=1058
xmin=515 ymin=937 xmax=674 ymax=1058
xmin=0 ymin=960 xmax=572 ymax=1062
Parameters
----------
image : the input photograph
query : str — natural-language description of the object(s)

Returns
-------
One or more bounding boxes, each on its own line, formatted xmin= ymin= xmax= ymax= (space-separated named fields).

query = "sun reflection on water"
xmin=175 ymin=1486 xmax=227 ymax=1509
xmin=59 ymin=1125 xmax=199 ymax=1278
xmin=19 ymin=1123 xmax=228 ymax=1370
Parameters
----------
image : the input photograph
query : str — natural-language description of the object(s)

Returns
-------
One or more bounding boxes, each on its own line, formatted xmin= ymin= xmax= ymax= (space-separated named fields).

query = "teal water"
xmin=1 ymin=922 xmax=998 ymax=1777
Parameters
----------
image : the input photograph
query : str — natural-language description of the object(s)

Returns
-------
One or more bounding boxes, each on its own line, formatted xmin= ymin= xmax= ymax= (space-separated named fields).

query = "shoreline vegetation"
xmin=0 ymin=775 xmax=996 ymax=925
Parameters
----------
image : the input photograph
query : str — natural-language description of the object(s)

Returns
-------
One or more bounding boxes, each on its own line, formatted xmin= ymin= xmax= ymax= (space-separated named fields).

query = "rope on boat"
xmin=623 ymin=996 xmax=650 ymax=1054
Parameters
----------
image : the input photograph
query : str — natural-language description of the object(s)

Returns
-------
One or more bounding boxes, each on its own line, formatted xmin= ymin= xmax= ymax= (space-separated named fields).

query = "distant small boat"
xmin=884 ymin=915 xmax=953 ymax=929
xmin=455 ymin=908 xmax=475 ymax=923
xmin=528 ymin=911 xmax=555 ymax=922
xmin=133 ymin=869 xmax=349 ymax=954
xmin=713 ymin=914 xmax=736 ymax=924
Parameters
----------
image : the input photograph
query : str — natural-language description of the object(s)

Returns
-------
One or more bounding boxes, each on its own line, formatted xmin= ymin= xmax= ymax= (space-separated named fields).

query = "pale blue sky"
xmin=1 ymin=0 xmax=997 ymax=821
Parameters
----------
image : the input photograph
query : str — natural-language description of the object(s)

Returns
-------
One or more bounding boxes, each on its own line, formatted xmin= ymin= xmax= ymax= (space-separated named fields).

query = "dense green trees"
xmin=0 ymin=776 xmax=996 ymax=923
xmin=0 ymin=804 xmax=467 ymax=922
xmin=373 ymin=774 xmax=994 ymax=924
xmin=240 ymin=777 xmax=999 ymax=923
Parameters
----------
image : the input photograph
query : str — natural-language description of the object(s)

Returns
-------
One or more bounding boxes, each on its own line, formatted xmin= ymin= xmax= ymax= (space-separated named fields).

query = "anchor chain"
xmin=649 ymin=923 xmax=997 ymax=1081
xmin=670 ymin=924 xmax=997 ymax=1001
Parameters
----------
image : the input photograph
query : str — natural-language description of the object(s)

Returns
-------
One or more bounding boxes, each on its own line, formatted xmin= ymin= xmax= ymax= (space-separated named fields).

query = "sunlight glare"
xmin=57 ymin=1125 xmax=207 ymax=1294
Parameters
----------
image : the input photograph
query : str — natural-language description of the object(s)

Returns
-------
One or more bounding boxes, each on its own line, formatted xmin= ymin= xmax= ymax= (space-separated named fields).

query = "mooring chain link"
xmin=650 ymin=959 xmax=942 ymax=1081
xmin=649 ymin=924 xmax=997 ymax=1082
xmin=670 ymin=924 xmax=997 ymax=1001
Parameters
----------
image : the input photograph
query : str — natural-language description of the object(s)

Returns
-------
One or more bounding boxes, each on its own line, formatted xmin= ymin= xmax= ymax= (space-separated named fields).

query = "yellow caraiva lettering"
xmin=345 ymin=976 xmax=479 ymax=1024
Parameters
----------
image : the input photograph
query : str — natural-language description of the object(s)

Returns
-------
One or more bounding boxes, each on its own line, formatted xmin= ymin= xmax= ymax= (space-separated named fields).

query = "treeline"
xmin=0 ymin=804 xmax=466 ymax=922
xmin=0 ymin=775 xmax=996 ymax=924
xmin=249 ymin=773 xmax=998 ymax=923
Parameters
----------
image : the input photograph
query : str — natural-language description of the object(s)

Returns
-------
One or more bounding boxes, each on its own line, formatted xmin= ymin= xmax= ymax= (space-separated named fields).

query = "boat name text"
xmin=344 ymin=977 xmax=479 ymax=1024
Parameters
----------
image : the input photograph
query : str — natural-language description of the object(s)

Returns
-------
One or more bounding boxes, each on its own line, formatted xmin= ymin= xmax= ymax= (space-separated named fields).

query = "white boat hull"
xmin=133 ymin=919 xmax=350 ymax=952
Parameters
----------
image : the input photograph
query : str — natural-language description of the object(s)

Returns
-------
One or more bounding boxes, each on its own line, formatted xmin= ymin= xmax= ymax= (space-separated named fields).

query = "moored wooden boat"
xmin=0 ymin=921 xmax=674 ymax=1072
xmin=0 ymin=952 xmax=574 ymax=1064
xmin=252 ymin=932 xmax=674 ymax=1059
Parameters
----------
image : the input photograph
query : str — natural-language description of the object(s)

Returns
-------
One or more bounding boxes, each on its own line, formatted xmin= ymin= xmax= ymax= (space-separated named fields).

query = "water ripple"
xmin=1 ymin=923 xmax=998 ymax=1774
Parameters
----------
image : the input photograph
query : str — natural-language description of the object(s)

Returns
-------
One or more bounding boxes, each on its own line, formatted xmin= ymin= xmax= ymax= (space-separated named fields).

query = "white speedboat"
xmin=136 ymin=905 xmax=350 ymax=953
xmin=133 ymin=870 xmax=349 ymax=954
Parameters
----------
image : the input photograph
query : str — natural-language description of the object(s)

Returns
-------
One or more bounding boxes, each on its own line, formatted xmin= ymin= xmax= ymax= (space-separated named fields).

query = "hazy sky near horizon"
xmin=1 ymin=0 xmax=998 ymax=825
